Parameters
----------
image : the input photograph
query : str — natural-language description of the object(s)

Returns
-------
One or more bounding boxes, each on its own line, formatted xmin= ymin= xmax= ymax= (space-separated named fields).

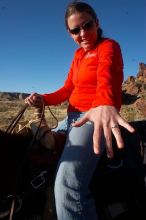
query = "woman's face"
xmin=67 ymin=12 xmax=99 ymax=51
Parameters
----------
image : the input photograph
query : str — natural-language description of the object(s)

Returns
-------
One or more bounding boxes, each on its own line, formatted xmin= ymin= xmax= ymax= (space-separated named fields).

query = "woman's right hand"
xmin=25 ymin=92 xmax=44 ymax=108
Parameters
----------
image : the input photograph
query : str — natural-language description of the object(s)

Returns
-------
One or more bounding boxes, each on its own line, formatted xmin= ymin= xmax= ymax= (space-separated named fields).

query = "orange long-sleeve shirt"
xmin=42 ymin=38 xmax=123 ymax=112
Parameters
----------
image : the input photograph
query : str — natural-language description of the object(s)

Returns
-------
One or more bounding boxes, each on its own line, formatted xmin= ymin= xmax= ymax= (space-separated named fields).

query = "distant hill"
xmin=0 ymin=62 xmax=146 ymax=130
xmin=0 ymin=92 xmax=30 ymax=101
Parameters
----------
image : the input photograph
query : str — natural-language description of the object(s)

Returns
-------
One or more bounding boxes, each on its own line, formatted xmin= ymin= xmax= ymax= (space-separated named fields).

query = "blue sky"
xmin=0 ymin=0 xmax=146 ymax=93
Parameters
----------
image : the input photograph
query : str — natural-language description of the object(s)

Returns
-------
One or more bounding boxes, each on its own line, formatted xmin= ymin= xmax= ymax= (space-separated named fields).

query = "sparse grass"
xmin=1 ymin=94 xmax=146 ymax=131
xmin=0 ymin=99 xmax=67 ymax=131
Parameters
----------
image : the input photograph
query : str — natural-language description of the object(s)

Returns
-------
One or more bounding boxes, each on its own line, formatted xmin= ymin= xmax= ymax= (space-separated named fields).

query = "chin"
xmin=81 ymin=42 xmax=95 ymax=51
xmin=82 ymin=45 xmax=92 ymax=51
xmin=80 ymin=43 xmax=89 ymax=50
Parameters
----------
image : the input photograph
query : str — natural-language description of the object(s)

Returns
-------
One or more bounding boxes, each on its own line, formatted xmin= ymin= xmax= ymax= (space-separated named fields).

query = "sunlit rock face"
xmin=121 ymin=62 xmax=146 ymax=121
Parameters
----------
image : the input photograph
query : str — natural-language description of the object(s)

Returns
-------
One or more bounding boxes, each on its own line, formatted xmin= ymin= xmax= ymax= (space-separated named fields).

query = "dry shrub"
xmin=0 ymin=99 xmax=67 ymax=131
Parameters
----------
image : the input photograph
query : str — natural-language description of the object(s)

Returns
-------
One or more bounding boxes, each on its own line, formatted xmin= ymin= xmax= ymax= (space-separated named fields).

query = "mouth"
xmin=81 ymin=39 xmax=90 ymax=44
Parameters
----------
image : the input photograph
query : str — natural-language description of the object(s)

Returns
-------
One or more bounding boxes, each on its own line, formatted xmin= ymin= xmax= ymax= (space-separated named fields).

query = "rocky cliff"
xmin=0 ymin=62 xmax=146 ymax=122
xmin=121 ymin=63 xmax=146 ymax=121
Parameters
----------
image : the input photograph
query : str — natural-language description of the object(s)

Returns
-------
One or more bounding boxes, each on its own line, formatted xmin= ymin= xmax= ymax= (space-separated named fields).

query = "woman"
xmin=25 ymin=1 xmax=134 ymax=219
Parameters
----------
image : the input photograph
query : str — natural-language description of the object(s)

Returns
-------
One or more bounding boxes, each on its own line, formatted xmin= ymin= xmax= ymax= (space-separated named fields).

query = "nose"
xmin=79 ymin=28 xmax=86 ymax=37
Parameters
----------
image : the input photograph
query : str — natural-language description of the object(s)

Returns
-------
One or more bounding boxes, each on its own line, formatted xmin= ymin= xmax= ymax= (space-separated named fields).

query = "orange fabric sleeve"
xmin=41 ymin=39 xmax=123 ymax=112
xmin=42 ymin=63 xmax=74 ymax=105
xmin=91 ymin=40 xmax=123 ymax=110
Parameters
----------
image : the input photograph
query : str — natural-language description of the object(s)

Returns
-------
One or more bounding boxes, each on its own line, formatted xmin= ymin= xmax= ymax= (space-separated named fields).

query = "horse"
xmin=0 ymin=126 xmax=67 ymax=220
xmin=0 ymin=105 xmax=146 ymax=220
xmin=0 ymin=104 xmax=66 ymax=220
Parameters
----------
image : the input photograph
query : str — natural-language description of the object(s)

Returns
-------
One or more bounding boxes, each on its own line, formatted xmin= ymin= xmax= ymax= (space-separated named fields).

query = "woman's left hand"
xmin=72 ymin=105 xmax=135 ymax=158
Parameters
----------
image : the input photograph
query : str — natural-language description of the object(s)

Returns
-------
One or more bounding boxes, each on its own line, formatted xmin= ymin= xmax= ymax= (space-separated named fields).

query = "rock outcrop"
xmin=121 ymin=62 xmax=146 ymax=121
xmin=0 ymin=62 xmax=146 ymax=122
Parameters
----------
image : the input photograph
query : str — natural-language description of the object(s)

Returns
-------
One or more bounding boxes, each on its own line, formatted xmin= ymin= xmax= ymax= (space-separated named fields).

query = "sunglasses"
xmin=69 ymin=20 xmax=94 ymax=35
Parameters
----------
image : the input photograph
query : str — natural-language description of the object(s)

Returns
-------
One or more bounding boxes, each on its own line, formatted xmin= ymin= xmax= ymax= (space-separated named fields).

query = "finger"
xmin=118 ymin=118 xmax=135 ymax=133
xmin=25 ymin=93 xmax=36 ymax=105
xmin=25 ymin=97 xmax=33 ymax=106
xmin=72 ymin=115 xmax=88 ymax=127
xmin=27 ymin=98 xmax=36 ymax=106
xmin=111 ymin=126 xmax=124 ymax=149
xmin=25 ymin=93 xmax=43 ymax=107
xmin=93 ymin=125 xmax=102 ymax=155
xmin=104 ymin=126 xmax=113 ymax=158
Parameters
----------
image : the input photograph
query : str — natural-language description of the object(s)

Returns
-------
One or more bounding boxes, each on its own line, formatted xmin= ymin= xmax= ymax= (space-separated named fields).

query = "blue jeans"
xmin=54 ymin=112 xmax=105 ymax=220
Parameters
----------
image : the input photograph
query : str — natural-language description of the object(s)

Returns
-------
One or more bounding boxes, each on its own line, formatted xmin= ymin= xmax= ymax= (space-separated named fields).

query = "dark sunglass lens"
xmin=69 ymin=20 xmax=93 ymax=35
xmin=70 ymin=27 xmax=80 ymax=35
xmin=83 ymin=21 xmax=93 ymax=30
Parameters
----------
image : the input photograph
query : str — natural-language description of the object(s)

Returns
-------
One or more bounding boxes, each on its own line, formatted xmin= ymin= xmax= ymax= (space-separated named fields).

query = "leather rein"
xmin=4 ymin=103 xmax=58 ymax=220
